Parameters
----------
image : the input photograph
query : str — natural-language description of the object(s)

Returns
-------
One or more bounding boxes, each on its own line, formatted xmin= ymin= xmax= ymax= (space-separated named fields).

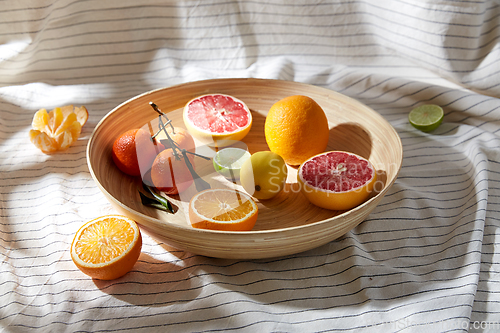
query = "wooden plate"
xmin=87 ymin=78 xmax=403 ymax=259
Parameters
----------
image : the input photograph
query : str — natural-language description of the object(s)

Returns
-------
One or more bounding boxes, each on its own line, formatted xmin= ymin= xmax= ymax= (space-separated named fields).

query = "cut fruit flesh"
xmin=298 ymin=151 xmax=377 ymax=211
xmin=30 ymin=105 xmax=88 ymax=153
xmin=213 ymin=147 xmax=251 ymax=179
xmin=188 ymin=188 xmax=258 ymax=231
xmin=183 ymin=94 xmax=252 ymax=147
xmin=70 ymin=215 xmax=142 ymax=280
xmin=408 ymin=104 xmax=444 ymax=132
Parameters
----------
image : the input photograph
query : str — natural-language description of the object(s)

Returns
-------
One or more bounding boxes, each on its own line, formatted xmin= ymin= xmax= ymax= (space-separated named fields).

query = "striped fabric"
xmin=1 ymin=0 xmax=499 ymax=332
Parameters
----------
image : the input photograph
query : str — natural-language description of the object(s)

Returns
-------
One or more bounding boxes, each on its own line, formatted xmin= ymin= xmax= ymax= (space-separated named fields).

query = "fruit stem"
xmin=150 ymin=102 xmax=175 ymax=131
xmin=149 ymin=101 xmax=210 ymax=161
xmin=182 ymin=149 xmax=211 ymax=191
xmin=149 ymin=102 xmax=182 ymax=159
xmin=149 ymin=101 xmax=211 ymax=192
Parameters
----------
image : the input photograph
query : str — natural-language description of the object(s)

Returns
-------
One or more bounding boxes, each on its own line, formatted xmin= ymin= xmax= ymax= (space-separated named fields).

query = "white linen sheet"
xmin=1 ymin=1 xmax=499 ymax=332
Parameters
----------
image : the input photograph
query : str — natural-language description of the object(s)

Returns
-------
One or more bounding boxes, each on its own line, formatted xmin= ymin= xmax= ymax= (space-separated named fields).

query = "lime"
xmin=408 ymin=104 xmax=444 ymax=132
xmin=213 ymin=147 xmax=251 ymax=180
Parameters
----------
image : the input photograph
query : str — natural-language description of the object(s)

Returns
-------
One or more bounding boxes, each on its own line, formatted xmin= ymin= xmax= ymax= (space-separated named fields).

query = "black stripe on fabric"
xmin=1 ymin=293 xmax=476 ymax=332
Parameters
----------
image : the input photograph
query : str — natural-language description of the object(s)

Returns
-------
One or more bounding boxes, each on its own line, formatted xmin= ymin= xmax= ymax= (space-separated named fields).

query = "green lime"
xmin=213 ymin=147 xmax=251 ymax=180
xmin=408 ymin=104 xmax=444 ymax=132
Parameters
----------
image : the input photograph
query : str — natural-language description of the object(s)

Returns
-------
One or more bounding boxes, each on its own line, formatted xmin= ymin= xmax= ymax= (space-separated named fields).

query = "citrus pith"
xmin=70 ymin=215 xmax=142 ymax=280
xmin=298 ymin=151 xmax=376 ymax=211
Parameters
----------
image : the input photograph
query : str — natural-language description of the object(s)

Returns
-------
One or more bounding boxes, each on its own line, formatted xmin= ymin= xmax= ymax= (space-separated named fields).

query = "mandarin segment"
xmin=29 ymin=130 xmax=58 ymax=153
xmin=60 ymin=105 xmax=89 ymax=126
xmin=31 ymin=108 xmax=49 ymax=131
xmin=29 ymin=105 xmax=88 ymax=153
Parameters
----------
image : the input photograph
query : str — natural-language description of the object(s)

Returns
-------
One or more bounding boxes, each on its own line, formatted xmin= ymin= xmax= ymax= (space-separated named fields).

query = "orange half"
xmin=188 ymin=188 xmax=258 ymax=231
xmin=70 ymin=215 xmax=142 ymax=280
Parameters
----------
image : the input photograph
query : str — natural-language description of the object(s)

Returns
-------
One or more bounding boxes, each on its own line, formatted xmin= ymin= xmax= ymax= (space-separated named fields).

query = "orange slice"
xmin=188 ymin=188 xmax=258 ymax=231
xmin=298 ymin=151 xmax=377 ymax=211
xmin=70 ymin=215 xmax=142 ymax=280
xmin=29 ymin=105 xmax=89 ymax=153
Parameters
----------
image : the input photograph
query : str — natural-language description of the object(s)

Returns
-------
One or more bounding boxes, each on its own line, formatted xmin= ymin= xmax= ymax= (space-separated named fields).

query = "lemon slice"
xmin=213 ymin=147 xmax=251 ymax=180
xmin=408 ymin=104 xmax=444 ymax=132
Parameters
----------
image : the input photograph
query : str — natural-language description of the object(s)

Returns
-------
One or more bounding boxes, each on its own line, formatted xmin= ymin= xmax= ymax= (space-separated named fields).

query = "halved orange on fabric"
xmin=29 ymin=105 xmax=89 ymax=153
xmin=70 ymin=215 xmax=142 ymax=280
xmin=188 ymin=188 xmax=258 ymax=231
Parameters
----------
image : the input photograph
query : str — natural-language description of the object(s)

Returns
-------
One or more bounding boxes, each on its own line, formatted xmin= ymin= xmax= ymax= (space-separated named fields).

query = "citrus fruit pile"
xmin=71 ymin=215 xmax=142 ymax=280
xmin=109 ymin=93 xmax=378 ymax=234
xmin=111 ymin=124 xmax=196 ymax=195
xmin=29 ymin=105 xmax=88 ymax=153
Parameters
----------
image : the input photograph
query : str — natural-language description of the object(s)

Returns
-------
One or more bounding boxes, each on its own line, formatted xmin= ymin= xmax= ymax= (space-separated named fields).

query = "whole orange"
xmin=265 ymin=95 xmax=329 ymax=166
xmin=112 ymin=128 xmax=164 ymax=177
xmin=150 ymin=148 xmax=194 ymax=194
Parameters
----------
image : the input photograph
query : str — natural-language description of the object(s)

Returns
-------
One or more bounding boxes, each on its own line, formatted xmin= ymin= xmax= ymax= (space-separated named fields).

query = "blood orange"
xmin=183 ymin=94 xmax=252 ymax=147
xmin=297 ymin=151 xmax=377 ymax=211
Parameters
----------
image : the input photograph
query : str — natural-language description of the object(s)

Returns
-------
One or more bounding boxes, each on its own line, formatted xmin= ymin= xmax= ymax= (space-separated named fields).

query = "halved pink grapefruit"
xmin=183 ymin=94 xmax=252 ymax=147
xmin=297 ymin=151 xmax=377 ymax=211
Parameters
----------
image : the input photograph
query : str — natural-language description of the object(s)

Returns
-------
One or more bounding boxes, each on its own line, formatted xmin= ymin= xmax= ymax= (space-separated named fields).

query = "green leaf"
xmin=140 ymin=184 xmax=175 ymax=213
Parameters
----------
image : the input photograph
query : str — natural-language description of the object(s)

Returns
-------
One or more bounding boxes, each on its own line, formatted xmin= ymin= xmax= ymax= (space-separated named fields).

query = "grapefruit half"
xmin=298 ymin=151 xmax=377 ymax=211
xmin=183 ymin=94 xmax=252 ymax=147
